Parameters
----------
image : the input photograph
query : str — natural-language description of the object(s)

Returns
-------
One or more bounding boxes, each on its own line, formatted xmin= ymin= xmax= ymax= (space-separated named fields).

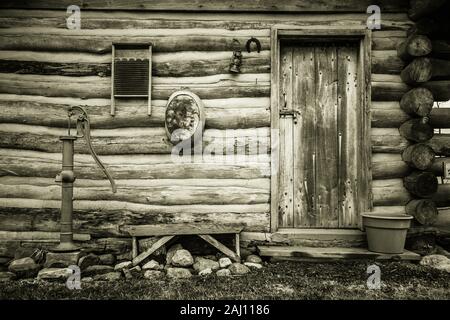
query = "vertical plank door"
xmin=314 ymin=46 xmax=339 ymax=228
xmin=293 ymin=46 xmax=316 ymax=227
xmin=278 ymin=46 xmax=295 ymax=227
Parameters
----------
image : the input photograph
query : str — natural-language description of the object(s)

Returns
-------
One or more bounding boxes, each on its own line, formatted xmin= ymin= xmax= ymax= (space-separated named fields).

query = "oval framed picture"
xmin=165 ymin=90 xmax=205 ymax=144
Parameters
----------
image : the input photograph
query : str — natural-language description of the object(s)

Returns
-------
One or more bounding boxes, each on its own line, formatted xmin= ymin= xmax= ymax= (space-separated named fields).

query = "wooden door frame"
xmin=270 ymin=27 xmax=372 ymax=232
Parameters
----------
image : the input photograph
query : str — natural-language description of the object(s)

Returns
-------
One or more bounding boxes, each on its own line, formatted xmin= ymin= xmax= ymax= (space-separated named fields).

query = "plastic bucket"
xmin=361 ymin=213 xmax=413 ymax=254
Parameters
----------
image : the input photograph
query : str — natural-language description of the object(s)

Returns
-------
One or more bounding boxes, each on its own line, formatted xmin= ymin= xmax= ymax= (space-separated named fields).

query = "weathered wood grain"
xmin=0 ymin=73 xmax=270 ymax=99
xmin=0 ymin=95 xmax=270 ymax=129
xmin=0 ymin=124 xmax=271 ymax=155
xmin=0 ymin=198 xmax=271 ymax=236
xmin=371 ymin=128 xmax=411 ymax=153
xmin=0 ymin=1 xmax=409 ymax=12
xmin=278 ymin=46 xmax=294 ymax=228
xmin=0 ymin=176 xmax=270 ymax=205
xmin=0 ymin=50 xmax=270 ymax=77
xmin=0 ymin=11 xmax=413 ymax=30
xmin=372 ymin=179 xmax=450 ymax=207
xmin=371 ymin=74 xmax=410 ymax=100
xmin=371 ymin=102 xmax=450 ymax=128
xmin=372 ymin=153 xmax=447 ymax=180
xmin=372 ymin=50 xmax=405 ymax=74
xmin=0 ymin=149 xmax=271 ymax=180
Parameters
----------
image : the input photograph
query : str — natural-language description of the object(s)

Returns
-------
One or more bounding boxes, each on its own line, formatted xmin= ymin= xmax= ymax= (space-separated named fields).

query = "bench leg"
xmin=198 ymin=234 xmax=240 ymax=263
xmin=132 ymin=237 xmax=138 ymax=259
xmin=235 ymin=233 xmax=240 ymax=259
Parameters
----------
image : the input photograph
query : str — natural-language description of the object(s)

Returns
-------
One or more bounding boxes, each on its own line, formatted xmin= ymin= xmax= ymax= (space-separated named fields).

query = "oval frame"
xmin=164 ymin=90 xmax=205 ymax=145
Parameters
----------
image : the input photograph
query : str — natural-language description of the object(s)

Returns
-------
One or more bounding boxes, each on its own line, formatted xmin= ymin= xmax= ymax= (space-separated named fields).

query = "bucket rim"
xmin=361 ymin=213 xmax=413 ymax=220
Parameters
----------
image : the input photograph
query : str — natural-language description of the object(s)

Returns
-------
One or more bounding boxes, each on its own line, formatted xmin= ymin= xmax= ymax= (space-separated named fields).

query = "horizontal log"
xmin=0 ymin=73 xmax=270 ymax=99
xmin=0 ymin=50 xmax=271 ymax=77
xmin=0 ymin=49 xmax=407 ymax=77
xmin=0 ymin=176 xmax=270 ymax=205
xmin=0 ymin=28 xmax=270 ymax=53
xmin=400 ymin=57 xmax=432 ymax=85
xmin=371 ymin=74 xmax=410 ymax=100
xmin=372 ymin=153 xmax=447 ymax=179
xmin=372 ymin=31 xmax=407 ymax=51
xmin=397 ymin=34 xmax=432 ymax=61
xmin=372 ymin=129 xmax=450 ymax=156
xmin=427 ymin=135 xmax=450 ymax=156
xmin=372 ymin=178 xmax=450 ymax=207
xmin=372 ymin=50 xmax=405 ymax=74
xmin=0 ymin=198 xmax=270 ymax=236
xmin=121 ymin=223 xmax=244 ymax=237
xmin=0 ymin=231 xmax=90 ymax=241
xmin=400 ymin=87 xmax=434 ymax=117
xmin=399 ymin=118 xmax=434 ymax=143
xmin=0 ymin=11 xmax=414 ymax=31
xmin=0 ymin=29 xmax=405 ymax=53
xmin=371 ymin=102 xmax=450 ymax=128
xmin=404 ymin=170 xmax=438 ymax=198
xmin=0 ymin=95 xmax=270 ymax=130
xmin=0 ymin=1 xmax=410 ymax=12
xmin=0 ymin=124 xmax=271 ymax=155
xmin=371 ymin=128 xmax=411 ymax=153
xmin=0 ymin=149 xmax=271 ymax=180
xmin=0 ymin=237 xmax=132 ymax=258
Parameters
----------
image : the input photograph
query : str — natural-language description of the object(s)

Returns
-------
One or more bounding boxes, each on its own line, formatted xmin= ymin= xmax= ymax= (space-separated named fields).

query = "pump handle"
xmin=68 ymin=106 xmax=117 ymax=193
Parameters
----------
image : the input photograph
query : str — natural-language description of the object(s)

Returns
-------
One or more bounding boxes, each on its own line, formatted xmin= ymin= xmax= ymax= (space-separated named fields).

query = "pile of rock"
xmin=0 ymin=244 xmax=264 ymax=282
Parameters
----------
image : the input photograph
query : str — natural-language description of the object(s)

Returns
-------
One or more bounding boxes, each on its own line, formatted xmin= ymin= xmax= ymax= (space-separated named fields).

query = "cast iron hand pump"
xmin=53 ymin=106 xmax=116 ymax=252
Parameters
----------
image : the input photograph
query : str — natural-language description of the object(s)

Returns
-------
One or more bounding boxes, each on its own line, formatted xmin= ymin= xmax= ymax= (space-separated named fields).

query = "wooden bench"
xmin=119 ymin=223 xmax=244 ymax=266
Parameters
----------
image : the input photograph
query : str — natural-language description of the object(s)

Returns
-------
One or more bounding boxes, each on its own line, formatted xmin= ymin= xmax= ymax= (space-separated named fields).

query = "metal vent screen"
xmin=114 ymin=58 xmax=149 ymax=97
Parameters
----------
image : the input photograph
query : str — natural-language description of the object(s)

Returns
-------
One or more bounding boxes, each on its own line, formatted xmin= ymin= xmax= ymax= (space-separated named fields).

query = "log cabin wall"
xmin=0 ymin=0 xmax=448 ymax=257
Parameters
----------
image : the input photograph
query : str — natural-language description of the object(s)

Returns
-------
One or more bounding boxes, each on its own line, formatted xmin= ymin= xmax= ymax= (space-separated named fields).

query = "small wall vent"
xmin=111 ymin=43 xmax=152 ymax=116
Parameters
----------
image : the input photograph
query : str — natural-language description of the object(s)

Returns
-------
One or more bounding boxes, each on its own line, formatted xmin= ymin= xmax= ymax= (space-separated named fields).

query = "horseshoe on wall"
xmin=246 ymin=37 xmax=261 ymax=53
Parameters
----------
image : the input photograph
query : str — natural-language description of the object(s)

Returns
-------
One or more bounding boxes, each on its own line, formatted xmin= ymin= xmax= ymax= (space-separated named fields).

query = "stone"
xmin=420 ymin=254 xmax=450 ymax=267
xmin=114 ymin=261 xmax=132 ymax=271
xmin=129 ymin=265 xmax=142 ymax=277
xmin=144 ymin=270 xmax=164 ymax=279
xmin=193 ymin=257 xmax=220 ymax=272
xmin=81 ymin=277 xmax=93 ymax=283
xmin=246 ymin=254 xmax=262 ymax=264
xmin=93 ymin=272 xmax=122 ymax=281
xmin=228 ymin=263 xmax=250 ymax=275
xmin=219 ymin=257 xmax=232 ymax=268
xmin=0 ymin=257 xmax=11 ymax=265
xmin=37 ymin=268 xmax=71 ymax=282
xmin=78 ymin=253 xmax=100 ymax=270
xmin=420 ymin=254 xmax=450 ymax=273
xmin=171 ymin=249 xmax=194 ymax=267
xmin=44 ymin=251 xmax=81 ymax=268
xmin=216 ymin=269 xmax=231 ymax=277
xmin=166 ymin=244 xmax=183 ymax=265
xmin=199 ymin=268 xmax=213 ymax=276
xmin=123 ymin=268 xmax=133 ymax=280
xmin=0 ymin=271 xmax=16 ymax=282
xmin=8 ymin=257 xmax=41 ymax=278
xmin=98 ymin=254 xmax=116 ymax=266
xmin=244 ymin=262 xmax=263 ymax=269
xmin=142 ymin=260 xmax=162 ymax=270
xmin=166 ymin=267 xmax=192 ymax=279
xmin=83 ymin=265 xmax=114 ymax=277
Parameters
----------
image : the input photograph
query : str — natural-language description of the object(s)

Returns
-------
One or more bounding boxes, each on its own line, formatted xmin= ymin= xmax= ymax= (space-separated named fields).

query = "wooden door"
xmin=278 ymin=43 xmax=360 ymax=229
